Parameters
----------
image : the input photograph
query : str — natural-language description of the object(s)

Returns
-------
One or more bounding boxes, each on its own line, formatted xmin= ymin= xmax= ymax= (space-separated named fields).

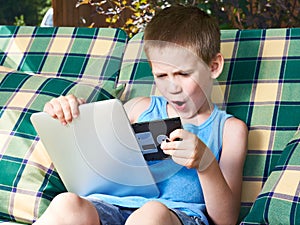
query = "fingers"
xmin=169 ymin=129 xmax=186 ymax=142
xmin=163 ymin=142 xmax=195 ymax=168
xmin=161 ymin=129 xmax=190 ymax=151
xmin=43 ymin=102 xmax=56 ymax=118
xmin=160 ymin=129 xmax=195 ymax=166
xmin=43 ymin=95 xmax=85 ymax=125
xmin=160 ymin=129 xmax=210 ymax=169
xmin=162 ymin=139 xmax=194 ymax=161
xmin=77 ymin=97 xmax=86 ymax=105
xmin=53 ymin=96 xmax=73 ymax=125
xmin=66 ymin=95 xmax=80 ymax=119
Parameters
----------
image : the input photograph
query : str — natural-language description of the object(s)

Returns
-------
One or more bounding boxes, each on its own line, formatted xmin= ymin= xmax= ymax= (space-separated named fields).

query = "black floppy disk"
xmin=132 ymin=117 xmax=182 ymax=161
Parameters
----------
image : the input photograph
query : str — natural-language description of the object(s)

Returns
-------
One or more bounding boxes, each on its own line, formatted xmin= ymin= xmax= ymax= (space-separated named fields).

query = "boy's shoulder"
xmin=225 ymin=116 xmax=248 ymax=133
xmin=223 ymin=116 xmax=248 ymax=145
xmin=221 ymin=116 xmax=248 ymax=173
xmin=124 ymin=97 xmax=152 ymax=123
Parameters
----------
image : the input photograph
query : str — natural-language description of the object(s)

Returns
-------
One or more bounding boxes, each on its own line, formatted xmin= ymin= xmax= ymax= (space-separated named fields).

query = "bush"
xmin=0 ymin=0 xmax=52 ymax=26
xmin=76 ymin=0 xmax=300 ymax=37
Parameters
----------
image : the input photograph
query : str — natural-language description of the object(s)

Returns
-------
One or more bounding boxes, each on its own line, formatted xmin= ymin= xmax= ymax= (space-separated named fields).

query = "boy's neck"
xmin=167 ymin=101 xmax=215 ymax=126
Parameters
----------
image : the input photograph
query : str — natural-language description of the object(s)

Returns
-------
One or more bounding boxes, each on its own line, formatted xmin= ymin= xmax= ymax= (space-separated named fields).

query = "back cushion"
xmin=118 ymin=28 xmax=300 ymax=221
xmin=0 ymin=26 xmax=128 ymax=85
xmin=220 ymin=28 xmax=300 ymax=219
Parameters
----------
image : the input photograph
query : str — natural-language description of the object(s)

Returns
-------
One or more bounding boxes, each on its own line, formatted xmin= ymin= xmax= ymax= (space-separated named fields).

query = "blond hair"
xmin=144 ymin=5 xmax=220 ymax=65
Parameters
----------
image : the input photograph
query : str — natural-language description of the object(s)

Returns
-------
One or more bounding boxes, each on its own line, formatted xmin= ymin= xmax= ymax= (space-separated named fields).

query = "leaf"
xmin=125 ymin=18 xmax=134 ymax=25
xmin=112 ymin=14 xmax=119 ymax=23
xmin=105 ymin=17 xmax=112 ymax=23
xmin=88 ymin=22 xmax=95 ymax=28
xmin=76 ymin=0 xmax=90 ymax=8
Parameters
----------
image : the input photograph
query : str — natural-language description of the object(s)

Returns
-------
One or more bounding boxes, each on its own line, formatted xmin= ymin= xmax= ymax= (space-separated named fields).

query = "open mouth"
xmin=172 ymin=101 xmax=185 ymax=107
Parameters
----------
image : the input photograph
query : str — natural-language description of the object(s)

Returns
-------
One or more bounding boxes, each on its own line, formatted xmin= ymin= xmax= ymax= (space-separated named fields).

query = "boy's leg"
xmin=125 ymin=201 xmax=182 ymax=225
xmin=33 ymin=192 xmax=100 ymax=225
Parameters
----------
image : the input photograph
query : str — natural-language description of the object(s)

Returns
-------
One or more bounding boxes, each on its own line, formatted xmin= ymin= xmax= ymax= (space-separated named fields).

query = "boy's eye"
xmin=178 ymin=71 xmax=190 ymax=76
xmin=155 ymin=73 xmax=167 ymax=78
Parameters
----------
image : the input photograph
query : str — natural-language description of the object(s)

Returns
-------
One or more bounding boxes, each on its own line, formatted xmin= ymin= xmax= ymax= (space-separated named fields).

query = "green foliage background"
xmin=76 ymin=0 xmax=300 ymax=37
xmin=0 ymin=0 xmax=299 ymax=33
xmin=0 ymin=0 xmax=51 ymax=25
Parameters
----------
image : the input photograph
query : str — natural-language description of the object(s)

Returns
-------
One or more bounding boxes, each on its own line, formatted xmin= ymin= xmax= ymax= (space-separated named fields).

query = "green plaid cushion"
xmin=0 ymin=71 xmax=123 ymax=224
xmin=0 ymin=26 xmax=127 ymax=84
xmin=0 ymin=221 xmax=20 ymax=225
xmin=222 ymin=29 xmax=300 ymax=221
xmin=118 ymin=32 xmax=155 ymax=101
xmin=241 ymin=128 xmax=300 ymax=224
xmin=118 ymin=28 xmax=300 ymax=222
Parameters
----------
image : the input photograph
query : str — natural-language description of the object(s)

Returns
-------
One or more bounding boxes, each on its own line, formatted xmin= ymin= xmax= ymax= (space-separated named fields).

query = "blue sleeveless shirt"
xmin=89 ymin=96 xmax=232 ymax=225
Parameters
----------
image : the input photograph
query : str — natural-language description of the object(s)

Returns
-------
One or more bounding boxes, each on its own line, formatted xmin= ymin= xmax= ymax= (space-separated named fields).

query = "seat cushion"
xmin=0 ymin=70 xmax=123 ymax=223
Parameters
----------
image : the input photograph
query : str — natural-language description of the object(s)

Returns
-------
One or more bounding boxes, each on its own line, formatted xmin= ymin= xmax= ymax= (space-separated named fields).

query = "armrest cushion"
xmin=241 ymin=127 xmax=300 ymax=224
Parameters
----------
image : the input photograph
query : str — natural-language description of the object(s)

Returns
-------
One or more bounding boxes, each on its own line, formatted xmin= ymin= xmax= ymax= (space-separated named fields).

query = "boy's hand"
xmin=161 ymin=129 xmax=215 ymax=171
xmin=43 ymin=94 xmax=86 ymax=125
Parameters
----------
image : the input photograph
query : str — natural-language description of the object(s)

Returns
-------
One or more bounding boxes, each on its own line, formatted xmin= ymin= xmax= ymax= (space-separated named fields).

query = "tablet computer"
xmin=30 ymin=99 xmax=160 ymax=197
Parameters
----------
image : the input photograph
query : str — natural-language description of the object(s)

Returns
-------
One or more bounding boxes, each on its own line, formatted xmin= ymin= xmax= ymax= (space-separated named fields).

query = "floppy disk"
xmin=132 ymin=117 xmax=182 ymax=161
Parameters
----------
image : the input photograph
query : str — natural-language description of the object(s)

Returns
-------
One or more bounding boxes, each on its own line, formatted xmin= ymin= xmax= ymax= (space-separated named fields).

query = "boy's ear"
xmin=209 ymin=53 xmax=224 ymax=79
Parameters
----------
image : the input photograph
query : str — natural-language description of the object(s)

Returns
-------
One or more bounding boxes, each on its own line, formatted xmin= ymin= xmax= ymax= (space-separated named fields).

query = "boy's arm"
xmin=199 ymin=117 xmax=248 ymax=225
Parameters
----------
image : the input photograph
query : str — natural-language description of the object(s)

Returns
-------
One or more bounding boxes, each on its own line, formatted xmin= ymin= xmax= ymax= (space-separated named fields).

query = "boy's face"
xmin=147 ymin=45 xmax=214 ymax=120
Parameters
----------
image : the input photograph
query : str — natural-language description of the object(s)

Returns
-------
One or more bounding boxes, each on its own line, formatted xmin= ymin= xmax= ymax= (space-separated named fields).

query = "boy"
xmin=33 ymin=5 xmax=248 ymax=225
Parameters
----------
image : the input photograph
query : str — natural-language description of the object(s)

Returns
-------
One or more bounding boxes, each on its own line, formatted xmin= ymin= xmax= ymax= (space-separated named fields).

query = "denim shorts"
xmin=86 ymin=197 xmax=206 ymax=225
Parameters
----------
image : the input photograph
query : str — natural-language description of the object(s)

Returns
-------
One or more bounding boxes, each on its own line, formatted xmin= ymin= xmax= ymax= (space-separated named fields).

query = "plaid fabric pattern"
xmin=241 ymin=128 xmax=300 ymax=224
xmin=0 ymin=25 xmax=127 ymax=224
xmin=0 ymin=221 xmax=20 ymax=225
xmin=118 ymin=32 xmax=157 ymax=100
xmin=0 ymin=70 xmax=121 ymax=224
xmin=0 ymin=26 xmax=127 ymax=84
xmin=118 ymin=28 xmax=300 ymax=222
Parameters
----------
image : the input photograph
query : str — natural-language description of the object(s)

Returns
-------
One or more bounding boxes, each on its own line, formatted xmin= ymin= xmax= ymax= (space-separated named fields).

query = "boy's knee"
xmin=49 ymin=192 xmax=90 ymax=217
xmin=127 ymin=201 xmax=177 ymax=225
xmin=139 ymin=201 xmax=171 ymax=218
xmin=46 ymin=193 xmax=100 ymax=225
xmin=142 ymin=201 xmax=169 ymax=211
xmin=51 ymin=192 xmax=83 ymax=209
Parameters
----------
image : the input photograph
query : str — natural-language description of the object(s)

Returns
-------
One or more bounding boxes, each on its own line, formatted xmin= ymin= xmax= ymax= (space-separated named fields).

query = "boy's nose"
xmin=167 ymin=80 xmax=181 ymax=94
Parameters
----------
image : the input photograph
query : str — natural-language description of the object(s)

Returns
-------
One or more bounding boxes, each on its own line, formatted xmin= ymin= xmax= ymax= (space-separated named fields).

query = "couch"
xmin=0 ymin=25 xmax=299 ymax=224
